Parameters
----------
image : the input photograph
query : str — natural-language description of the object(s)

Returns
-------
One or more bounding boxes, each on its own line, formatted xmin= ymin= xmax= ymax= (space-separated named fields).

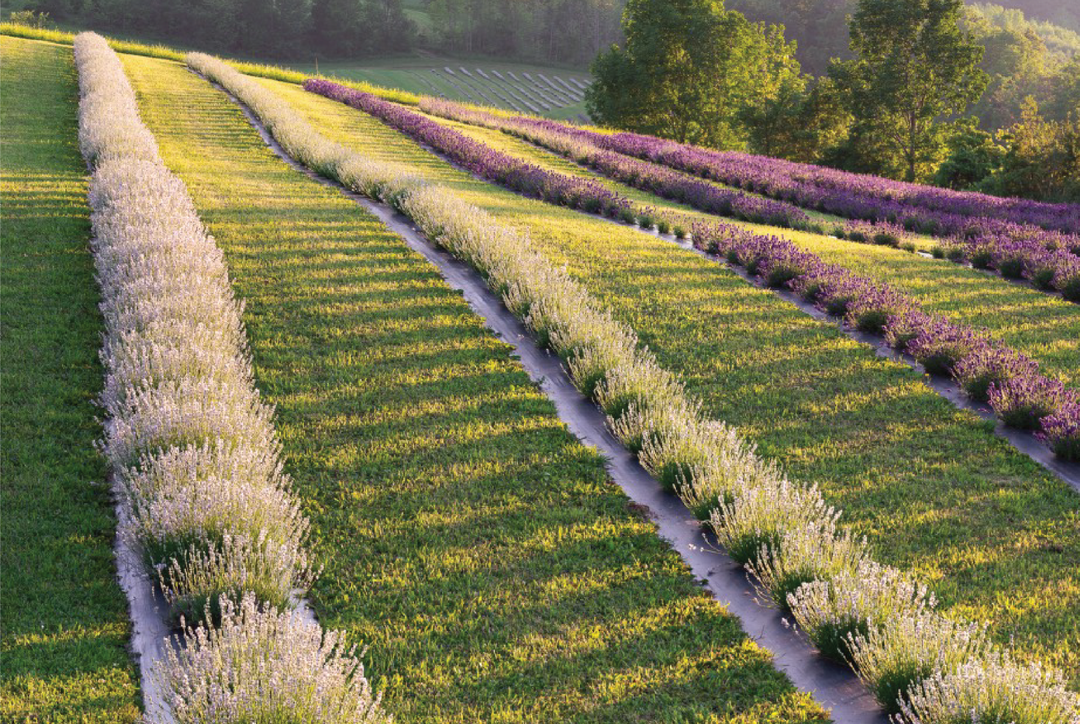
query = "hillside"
xmin=3 ymin=23 xmax=1079 ymax=724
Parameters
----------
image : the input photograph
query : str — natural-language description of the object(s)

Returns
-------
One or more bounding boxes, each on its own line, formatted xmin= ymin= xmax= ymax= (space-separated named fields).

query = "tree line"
xmin=586 ymin=0 xmax=1079 ymax=201
xmin=31 ymin=0 xmax=626 ymax=64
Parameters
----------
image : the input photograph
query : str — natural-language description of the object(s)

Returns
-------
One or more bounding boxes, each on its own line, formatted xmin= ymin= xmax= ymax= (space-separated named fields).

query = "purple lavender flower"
xmin=906 ymin=318 xmax=986 ymax=377
xmin=952 ymin=346 xmax=1041 ymax=403
xmin=988 ymin=376 xmax=1074 ymax=430
xmin=1037 ymin=401 xmax=1080 ymax=461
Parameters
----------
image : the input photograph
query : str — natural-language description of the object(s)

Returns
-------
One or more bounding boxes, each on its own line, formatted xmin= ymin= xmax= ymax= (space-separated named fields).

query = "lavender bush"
xmin=1037 ymin=401 xmax=1080 ymax=461
xmin=898 ymin=656 xmax=1078 ymax=724
xmin=153 ymin=594 xmax=387 ymax=723
xmin=787 ymin=560 xmax=934 ymax=663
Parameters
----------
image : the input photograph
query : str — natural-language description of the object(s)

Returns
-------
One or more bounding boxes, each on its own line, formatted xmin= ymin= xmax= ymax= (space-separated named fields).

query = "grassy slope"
xmin=120 ymin=52 xmax=826 ymax=723
xmin=257 ymin=76 xmax=1080 ymax=686
xmin=415 ymin=112 xmax=1080 ymax=386
xmin=0 ymin=37 xmax=141 ymax=722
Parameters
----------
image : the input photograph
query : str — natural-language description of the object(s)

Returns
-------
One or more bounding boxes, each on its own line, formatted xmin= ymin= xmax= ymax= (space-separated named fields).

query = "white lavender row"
xmin=189 ymin=52 xmax=1078 ymax=724
xmin=74 ymin=34 xmax=385 ymax=722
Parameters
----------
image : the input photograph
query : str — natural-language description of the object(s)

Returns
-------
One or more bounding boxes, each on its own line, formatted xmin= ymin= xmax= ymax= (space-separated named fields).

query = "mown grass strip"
xmin=407 ymin=108 xmax=1080 ymax=387
xmin=0 ymin=36 xmax=141 ymax=723
xmin=253 ymin=76 xmax=1080 ymax=688
xmin=118 ymin=52 xmax=828 ymax=722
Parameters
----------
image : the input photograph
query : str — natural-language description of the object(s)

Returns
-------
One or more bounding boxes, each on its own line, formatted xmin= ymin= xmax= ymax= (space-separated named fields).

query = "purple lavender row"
xmin=304 ymin=79 xmax=630 ymax=218
xmin=691 ymin=221 xmax=1079 ymax=462
xmin=935 ymin=236 xmax=1080 ymax=302
xmin=585 ymin=128 xmax=1080 ymax=241
xmin=419 ymin=99 xmax=1080 ymax=306
xmin=419 ymin=99 xmax=1080 ymax=241
xmin=419 ymin=97 xmax=813 ymax=232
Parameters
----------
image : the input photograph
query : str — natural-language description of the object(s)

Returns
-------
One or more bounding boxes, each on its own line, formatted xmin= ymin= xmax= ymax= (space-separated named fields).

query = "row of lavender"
xmin=691 ymin=220 xmax=1079 ymax=461
xmin=205 ymin=57 xmax=1078 ymax=722
xmin=304 ymin=79 xmax=629 ymax=218
xmin=417 ymin=98 xmax=1080 ymax=304
xmin=75 ymin=33 xmax=384 ymax=723
xmin=600 ymin=132 xmax=1080 ymax=237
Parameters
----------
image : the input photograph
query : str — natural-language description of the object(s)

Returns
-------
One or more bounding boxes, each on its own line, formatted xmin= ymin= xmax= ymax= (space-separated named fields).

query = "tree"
xmin=932 ymin=118 xmax=1005 ymax=189
xmin=586 ymin=0 xmax=800 ymax=149
xmin=832 ymin=0 xmax=988 ymax=181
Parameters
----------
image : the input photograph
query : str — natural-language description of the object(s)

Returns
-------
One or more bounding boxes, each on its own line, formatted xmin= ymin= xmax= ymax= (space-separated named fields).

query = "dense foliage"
xmin=586 ymin=0 xmax=798 ymax=149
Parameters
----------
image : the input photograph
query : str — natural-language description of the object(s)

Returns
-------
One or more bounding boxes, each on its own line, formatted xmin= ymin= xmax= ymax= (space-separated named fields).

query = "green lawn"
xmin=253 ymin=75 xmax=1080 ymax=688
xmin=119 ymin=52 xmax=827 ymax=722
xmin=412 ymin=110 xmax=1080 ymax=386
xmin=0 ymin=36 xmax=141 ymax=723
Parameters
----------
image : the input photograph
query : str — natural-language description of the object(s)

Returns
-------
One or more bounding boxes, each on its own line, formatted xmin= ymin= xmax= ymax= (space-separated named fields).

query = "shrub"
xmin=749 ymin=522 xmax=867 ymax=613
xmin=152 ymin=594 xmax=387 ymax=724
xmin=906 ymin=320 xmax=985 ymax=377
xmin=899 ymin=656 xmax=1078 ymax=724
xmin=1035 ymin=401 xmax=1080 ymax=461
xmin=951 ymin=346 xmax=1039 ymax=403
xmin=848 ymin=611 xmax=992 ymax=715
xmin=710 ymin=479 xmax=837 ymax=566
xmin=787 ymin=560 xmax=934 ymax=663
xmin=988 ymin=376 xmax=1073 ymax=430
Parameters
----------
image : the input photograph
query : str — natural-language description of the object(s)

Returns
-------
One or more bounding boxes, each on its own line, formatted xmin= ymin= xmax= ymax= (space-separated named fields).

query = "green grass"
xmin=411 ymin=111 xmax=1080 ymax=386
xmin=0 ymin=37 xmax=141 ymax=723
xmin=119 ymin=51 xmax=828 ymax=722
xmin=250 ymin=75 xmax=1080 ymax=688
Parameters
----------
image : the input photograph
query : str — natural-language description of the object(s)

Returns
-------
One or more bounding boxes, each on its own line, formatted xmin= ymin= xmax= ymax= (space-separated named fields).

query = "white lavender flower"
xmin=786 ymin=559 xmax=934 ymax=663
xmin=898 ymin=654 xmax=1079 ymax=724
xmin=747 ymin=520 xmax=867 ymax=612
xmin=151 ymin=594 xmax=388 ymax=723
xmin=848 ymin=610 xmax=993 ymax=714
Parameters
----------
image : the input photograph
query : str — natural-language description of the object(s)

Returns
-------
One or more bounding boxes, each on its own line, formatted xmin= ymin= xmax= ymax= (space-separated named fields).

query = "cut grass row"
xmin=253 ymin=74 xmax=1080 ymax=687
xmin=406 ymin=108 xmax=1080 ymax=387
xmin=119 ymin=51 xmax=827 ymax=722
xmin=0 ymin=36 xmax=141 ymax=722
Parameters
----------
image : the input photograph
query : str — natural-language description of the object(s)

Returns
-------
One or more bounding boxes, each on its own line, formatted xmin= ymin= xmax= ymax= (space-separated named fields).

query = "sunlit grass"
xmin=0 ymin=36 xmax=141 ymax=722
xmin=118 ymin=52 xmax=829 ymax=721
xmin=256 ymin=76 xmax=1080 ymax=688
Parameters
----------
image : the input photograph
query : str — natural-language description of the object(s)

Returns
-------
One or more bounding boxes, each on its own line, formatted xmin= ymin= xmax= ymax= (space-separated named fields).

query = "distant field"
xmin=287 ymin=54 xmax=592 ymax=121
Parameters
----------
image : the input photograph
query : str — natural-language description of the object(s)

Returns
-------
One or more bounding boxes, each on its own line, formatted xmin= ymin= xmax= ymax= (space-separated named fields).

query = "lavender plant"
xmin=186 ymin=53 xmax=1077 ymax=720
xmin=787 ymin=560 xmax=934 ymax=663
xmin=848 ymin=612 xmax=993 ymax=715
xmin=152 ymin=594 xmax=388 ymax=723
xmin=898 ymin=656 xmax=1079 ymax=724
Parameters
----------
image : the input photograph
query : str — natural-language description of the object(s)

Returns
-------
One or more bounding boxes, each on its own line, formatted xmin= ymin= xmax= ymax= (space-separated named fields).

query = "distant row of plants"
xmin=76 ymin=33 xmax=385 ymax=723
xmin=418 ymin=97 xmax=1080 ymax=304
xmin=193 ymin=54 xmax=1078 ymax=722
xmin=690 ymin=221 xmax=1079 ymax=462
xmin=304 ymin=79 xmax=630 ymax=218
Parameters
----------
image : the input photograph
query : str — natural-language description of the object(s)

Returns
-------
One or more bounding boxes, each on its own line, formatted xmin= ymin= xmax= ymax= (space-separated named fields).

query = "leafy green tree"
xmin=932 ymin=118 xmax=1005 ymax=189
xmin=586 ymin=0 xmax=800 ymax=149
xmin=742 ymin=75 xmax=853 ymax=162
xmin=832 ymin=0 xmax=988 ymax=181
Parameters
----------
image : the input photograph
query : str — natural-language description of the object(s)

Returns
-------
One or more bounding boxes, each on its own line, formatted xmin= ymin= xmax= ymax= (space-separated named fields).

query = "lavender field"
xmin=2 ymin=16 xmax=1079 ymax=724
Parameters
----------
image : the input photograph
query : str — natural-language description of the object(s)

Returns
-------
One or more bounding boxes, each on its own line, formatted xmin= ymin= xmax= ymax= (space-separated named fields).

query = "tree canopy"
xmin=832 ymin=0 xmax=988 ymax=181
xmin=585 ymin=0 xmax=800 ymax=149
